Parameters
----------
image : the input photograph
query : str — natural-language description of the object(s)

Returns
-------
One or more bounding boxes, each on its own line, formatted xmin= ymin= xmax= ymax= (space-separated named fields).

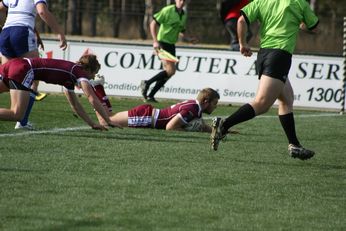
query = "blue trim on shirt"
xmin=35 ymin=1 xmax=47 ymax=6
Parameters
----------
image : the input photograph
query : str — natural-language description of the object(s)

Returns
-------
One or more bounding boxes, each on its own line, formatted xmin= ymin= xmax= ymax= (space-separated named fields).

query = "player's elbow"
xmin=165 ymin=125 xmax=174 ymax=131
xmin=165 ymin=124 xmax=181 ymax=131
xmin=149 ymin=20 xmax=157 ymax=31
xmin=36 ymin=4 xmax=51 ymax=19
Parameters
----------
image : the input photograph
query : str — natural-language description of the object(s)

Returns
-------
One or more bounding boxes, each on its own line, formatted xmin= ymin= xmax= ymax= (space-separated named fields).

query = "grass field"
xmin=1 ymin=93 xmax=346 ymax=231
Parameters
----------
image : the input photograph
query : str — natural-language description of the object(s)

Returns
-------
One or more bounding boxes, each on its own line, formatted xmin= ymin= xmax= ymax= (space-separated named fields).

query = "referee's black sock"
xmin=279 ymin=113 xmax=300 ymax=146
xmin=148 ymin=79 xmax=167 ymax=98
xmin=146 ymin=71 xmax=168 ymax=85
xmin=222 ymin=103 xmax=256 ymax=132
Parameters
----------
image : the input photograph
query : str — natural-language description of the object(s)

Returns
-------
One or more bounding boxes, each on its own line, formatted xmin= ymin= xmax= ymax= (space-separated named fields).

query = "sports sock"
xmin=148 ymin=79 xmax=167 ymax=98
xmin=279 ymin=113 xmax=300 ymax=146
xmin=19 ymin=92 xmax=35 ymax=126
xmin=222 ymin=103 xmax=256 ymax=132
xmin=146 ymin=71 xmax=168 ymax=85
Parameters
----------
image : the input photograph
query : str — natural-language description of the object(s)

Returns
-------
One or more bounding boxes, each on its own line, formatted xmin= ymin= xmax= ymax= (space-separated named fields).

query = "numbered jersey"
xmin=2 ymin=0 xmax=47 ymax=30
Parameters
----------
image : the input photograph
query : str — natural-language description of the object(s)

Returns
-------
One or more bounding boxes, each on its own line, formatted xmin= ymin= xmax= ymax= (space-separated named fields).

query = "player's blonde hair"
xmin=196 ymin=88 xmax=220 ymax=103
xmin=77 ymin=54 xmax=101 ymax=75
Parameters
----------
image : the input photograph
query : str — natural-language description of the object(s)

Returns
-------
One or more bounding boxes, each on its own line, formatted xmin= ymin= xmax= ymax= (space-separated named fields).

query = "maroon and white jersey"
xmin=0 ymin=58 xmax=90 ymax=90
xmin=154 ymin=99 xmax=202 ymax=129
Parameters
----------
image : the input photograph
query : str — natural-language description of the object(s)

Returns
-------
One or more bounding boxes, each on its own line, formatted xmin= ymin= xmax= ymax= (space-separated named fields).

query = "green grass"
xmin=1 ymin=93 xmax=346 ymax=230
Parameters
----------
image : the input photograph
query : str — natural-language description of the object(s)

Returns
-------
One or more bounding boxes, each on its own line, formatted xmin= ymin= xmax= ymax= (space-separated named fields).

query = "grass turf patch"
xmin=0 ymin=93 xmax=346 ymax=230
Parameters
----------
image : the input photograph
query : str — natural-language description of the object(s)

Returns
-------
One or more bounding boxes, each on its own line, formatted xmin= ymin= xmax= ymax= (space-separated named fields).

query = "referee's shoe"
xmin=35 ymin=92 xmax=47 ymax=101
xmin=210 ymin=117 xmax=226 ymax=151
xmin=288 ymin=144 xmax=315 ymax=160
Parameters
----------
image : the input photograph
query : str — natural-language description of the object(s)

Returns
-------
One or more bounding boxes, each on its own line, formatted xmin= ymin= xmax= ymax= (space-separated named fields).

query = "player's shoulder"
xmin=164 ymin=4 xmax=176 ymax=10
xmin=161 ymin=4 xmax=176 ymax=13
xmin=177 ymin=99 xmax=198 ymax=107
xmin=180 ymin=100 xmax=200 ymax=114
xmin=1 ymin=0 xmax=8 ymax=7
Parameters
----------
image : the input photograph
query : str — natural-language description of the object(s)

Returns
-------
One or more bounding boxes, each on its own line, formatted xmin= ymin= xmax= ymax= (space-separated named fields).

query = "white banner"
xmin=40 ymin=39 xmax=344 ymax=110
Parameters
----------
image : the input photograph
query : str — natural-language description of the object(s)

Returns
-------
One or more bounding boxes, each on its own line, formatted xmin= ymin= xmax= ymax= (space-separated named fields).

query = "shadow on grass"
xmin=0 ymin=167 xmax=49 ymax=173
xmin=5 ymin=214 xmax=150 ymax=231
xmin=5 ymin=215 xmax=106 ymax=231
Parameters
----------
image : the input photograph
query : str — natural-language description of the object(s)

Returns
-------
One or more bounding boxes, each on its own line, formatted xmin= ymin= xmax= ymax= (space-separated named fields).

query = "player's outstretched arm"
xmin=64 ymin=90 xmax=107 ymax=130
xmin=80 ymin=81 xmax=122 ymax=128
xmin=36 ymin=2 xmax=67 ymax=50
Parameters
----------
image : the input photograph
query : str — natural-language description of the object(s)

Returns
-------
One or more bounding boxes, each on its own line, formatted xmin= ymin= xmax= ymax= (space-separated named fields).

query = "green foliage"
xmin=1 ymin=94 xmax=346 ymax=230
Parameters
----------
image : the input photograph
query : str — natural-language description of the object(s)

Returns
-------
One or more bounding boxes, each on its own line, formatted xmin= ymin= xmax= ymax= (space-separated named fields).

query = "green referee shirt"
xmin=241 ymin=0 xmax=319 ymax=53
xmin=154 ymin=4 xmax=187 ymax=44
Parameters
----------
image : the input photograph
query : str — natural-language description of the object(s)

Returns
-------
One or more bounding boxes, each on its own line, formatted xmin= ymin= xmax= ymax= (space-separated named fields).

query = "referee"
xmin=211 ymin=0 xmax=319 ymax=160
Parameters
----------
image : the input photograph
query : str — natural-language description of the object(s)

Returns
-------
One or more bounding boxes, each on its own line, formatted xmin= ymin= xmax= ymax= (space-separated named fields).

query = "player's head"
xmin=197 ymin=88 xmax=220 ymax=114
xmin=77 ymin=54 xmax=101 ymax=78
xmin=175 ymin=0 xmax=186 ymax=9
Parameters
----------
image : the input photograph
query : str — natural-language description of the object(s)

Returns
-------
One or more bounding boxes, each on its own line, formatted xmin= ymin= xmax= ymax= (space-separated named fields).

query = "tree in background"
xmin=66 ymin=0 xmax=81 ymax=35
xmin=28 ymin=0 xmax=343 ymax=54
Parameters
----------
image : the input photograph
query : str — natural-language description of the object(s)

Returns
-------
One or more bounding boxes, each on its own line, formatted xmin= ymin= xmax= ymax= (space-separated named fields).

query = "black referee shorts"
xmin=159 ymin=41 xmax=176 ymax=57
xmin=257 ymin=48 xmax=292 ymax=83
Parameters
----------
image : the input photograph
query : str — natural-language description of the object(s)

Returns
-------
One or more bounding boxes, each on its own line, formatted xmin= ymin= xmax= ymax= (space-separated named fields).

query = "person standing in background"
xmin=220 ymin=0 xmax=252 ymax=51
xmin=0 ymin=0 xmax=67 ymax=130
xmin=140 ymin=0 xmax=197 ymax=103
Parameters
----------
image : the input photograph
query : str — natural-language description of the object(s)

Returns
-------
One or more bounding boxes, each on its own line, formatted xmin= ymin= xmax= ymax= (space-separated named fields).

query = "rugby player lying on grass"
xmin=89 ymin=76 xmax=240 ymax=133
xmin=88 ymin=84 xmax=220 ymax=132
xmin=107 ymin=88 xmax=220 ymax=132
xmin=0 ymin=54 xmax=121 ymax=130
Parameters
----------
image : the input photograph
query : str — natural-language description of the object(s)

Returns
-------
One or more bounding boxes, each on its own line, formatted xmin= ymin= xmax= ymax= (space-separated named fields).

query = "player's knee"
xmin=256 ymin=106 xmax=270 ymax=115
xmin=252 ymin=100 xmax=271 ymax=115
xmin=166 ymin=69 xmax=176 ymax=77
xmin=278 ymin=101 xmax=293 ymax=112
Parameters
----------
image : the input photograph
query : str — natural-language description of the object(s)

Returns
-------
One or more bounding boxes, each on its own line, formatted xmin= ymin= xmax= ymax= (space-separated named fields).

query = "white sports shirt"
xmin=2 ymin=0 xmax=47 ymax=30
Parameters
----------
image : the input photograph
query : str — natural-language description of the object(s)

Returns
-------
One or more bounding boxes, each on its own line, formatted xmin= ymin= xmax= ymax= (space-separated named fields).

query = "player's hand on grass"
xmin=107 ymin=122 xmax=123 ymax=129
xmin=91 ymin=124 xmax=108 ymax=131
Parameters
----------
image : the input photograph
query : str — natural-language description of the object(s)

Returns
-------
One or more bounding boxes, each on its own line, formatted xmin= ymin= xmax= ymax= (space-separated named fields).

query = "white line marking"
xmin=0 ymin=113 xmax=342 ymax=137
xmin=0 ymin=126 xmax=89 ymax=137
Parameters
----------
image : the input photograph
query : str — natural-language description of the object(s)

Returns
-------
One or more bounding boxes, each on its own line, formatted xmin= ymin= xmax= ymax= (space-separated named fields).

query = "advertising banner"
xmin=40 ymin=39 xmax=344 ymax=110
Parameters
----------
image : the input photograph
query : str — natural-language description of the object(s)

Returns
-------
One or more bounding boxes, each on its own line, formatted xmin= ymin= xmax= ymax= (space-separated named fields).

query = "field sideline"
xmin=1 ymin=93 xmax=346 ymax=230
